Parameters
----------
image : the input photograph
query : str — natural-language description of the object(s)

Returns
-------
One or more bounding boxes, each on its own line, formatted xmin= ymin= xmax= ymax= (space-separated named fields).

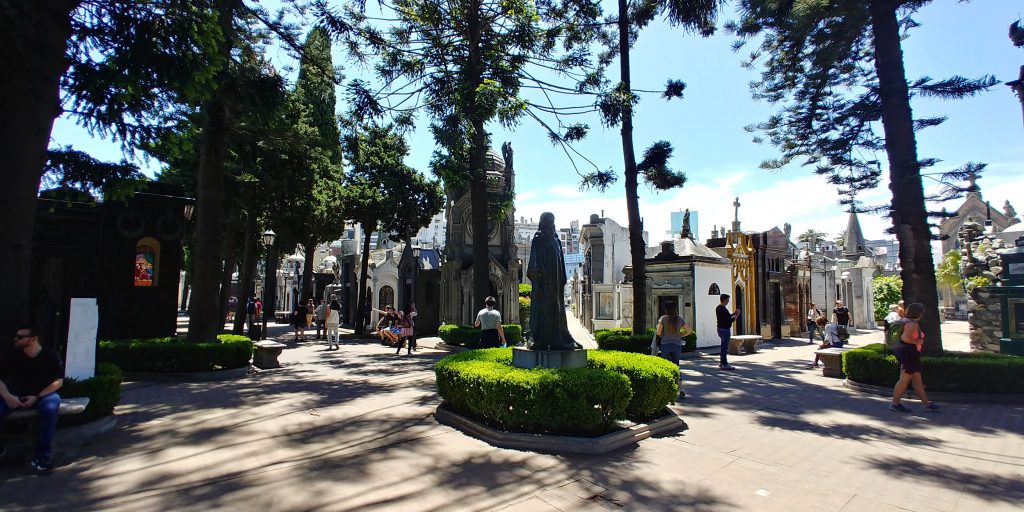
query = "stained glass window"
xmin=135 ymin=237 xmax=160 ymax=287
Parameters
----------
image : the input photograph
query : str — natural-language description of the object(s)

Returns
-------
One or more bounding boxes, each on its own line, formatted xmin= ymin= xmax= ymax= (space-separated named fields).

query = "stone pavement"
xmin=2 ymin=322 xmax=1021 ymax=511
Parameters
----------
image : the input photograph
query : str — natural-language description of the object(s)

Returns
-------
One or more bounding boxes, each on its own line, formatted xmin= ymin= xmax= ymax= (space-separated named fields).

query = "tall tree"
xmin=797 ymin=229 xmax=828 ymax=251
xmin=731 ymin=0 xmax=996 ymax=354
xmin=0 ymin=1 xmax=221 ymax=335
xmin=586 ymin=0 xmax=726 ymax=334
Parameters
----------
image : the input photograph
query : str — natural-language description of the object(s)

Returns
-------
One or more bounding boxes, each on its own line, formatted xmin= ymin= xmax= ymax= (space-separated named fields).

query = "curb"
xmin=124 ymin=365 xmax=252 ymax=383
xmin=434 ymin=402 xmax=685 ymax=455
xmin=843 ymin=379 xmax=1024 ymax=404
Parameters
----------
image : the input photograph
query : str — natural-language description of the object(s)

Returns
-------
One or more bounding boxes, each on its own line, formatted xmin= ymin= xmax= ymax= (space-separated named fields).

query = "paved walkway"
xmin=2 ymin=322 xmax=1020 ymax=511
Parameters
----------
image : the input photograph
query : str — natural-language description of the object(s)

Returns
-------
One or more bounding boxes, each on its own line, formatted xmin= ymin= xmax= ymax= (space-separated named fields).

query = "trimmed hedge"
xmin=60 ymin=362 xmax=123 ymax=427
xmin=589 ymin=351 xmax=680 ymax=421
xmin=519 ymin=297 xmax=531 ymax=330
xmin=596 ymin=329 xmax=697 ymax=354
xmin=843 ymin=343 xmax=1024 ymax=394
xmin=434 ymin=348 xmax=679 ymax=435
xmin=518 ymin=283 xmax=532 ymax=297
xmin=98 ymin=334 xmax=253 ymax=372
xmin=435 ymin=349 xmax=632 ymax=435
xmin=437 ymin=324 xmax=523 ymax=348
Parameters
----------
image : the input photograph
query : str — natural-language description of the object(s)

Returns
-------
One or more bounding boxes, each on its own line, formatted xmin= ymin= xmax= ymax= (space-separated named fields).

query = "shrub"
xmin=437 ymin=324 xmax=523 ymax=348
xmin=597 ymin=330 xmax=696 ymax=354
xmin=60 ymin=363 xmax=123 ymax=427
xmin=872 ymin=275 xmax=902 ymax=321
xmin=843 ymin=343 xmax=1024 ymax=393
xmin=435 ymin=349 xmax=632 ymax=435
xmin=589 ymin=351 xmax=679 ymax=421
xmin=518 ymin=283 xmax=532 ymax=297
xmin=98 ymin=334 xmax=253 ymax=372
xmin=519 ymin=296 xmax=531 ymax=330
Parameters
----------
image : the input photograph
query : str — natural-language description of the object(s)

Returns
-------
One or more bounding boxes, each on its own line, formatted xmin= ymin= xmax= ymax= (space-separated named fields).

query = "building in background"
xmin=864 ymin=238 xmax=900 ymax=273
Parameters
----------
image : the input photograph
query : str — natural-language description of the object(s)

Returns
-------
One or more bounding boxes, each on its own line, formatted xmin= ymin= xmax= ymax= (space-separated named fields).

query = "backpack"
xmin=886 ymin=319 xmax=909 ymax=351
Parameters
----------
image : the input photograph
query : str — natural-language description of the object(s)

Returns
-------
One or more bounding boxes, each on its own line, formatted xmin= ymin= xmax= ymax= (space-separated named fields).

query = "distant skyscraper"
xmin=668 ymin=210 xmax=698 ymax=239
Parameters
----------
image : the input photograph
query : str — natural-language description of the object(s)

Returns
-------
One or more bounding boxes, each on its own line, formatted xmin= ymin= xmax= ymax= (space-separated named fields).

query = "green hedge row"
xmin=595 ymin=328 xmax=697 ymax=354
xmin=60 ymin=362 xmax=123 ymax=427
xmin=434 ymin=348 xmax=679 ymax=435
xmin=98 ymin=334 xmax=253 ymax=372
xmin=435 ymin=349 xmax=631 ymax=435
xmin=437 ymin=324 xmax=523 ymax=348
xmin=843 ymin=344 xmax=1024 ymax=394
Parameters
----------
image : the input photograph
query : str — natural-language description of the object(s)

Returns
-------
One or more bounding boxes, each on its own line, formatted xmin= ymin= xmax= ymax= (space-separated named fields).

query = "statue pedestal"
xmin=512 ymin=347 xmax=588 ymax=369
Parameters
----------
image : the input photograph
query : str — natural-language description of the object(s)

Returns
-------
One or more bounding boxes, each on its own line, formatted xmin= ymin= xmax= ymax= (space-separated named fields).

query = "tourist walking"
xmin=246 ymin=296 xmax=257 ymax=331
xmin=396 ymin=303 xmax=418 ymax=355
xmin=291 ymin=302 xmax=308 ymax=342
xmin=656 ymin=302 xmax=690 ymax=366
xmin=0 ymin=325 xmax=64 ymax=472
xmin=475 ymin=296 xmax=506 ymax=349
xmin=716 ymin=294 xmax=740 ymax=370
xmin=890 ymin=303 xmax=939 ymax=412
xmin=326 ymin=295 xmax=342 ymax=350
xmin=227 ymin=296 xmax=237 ymax=323
xmin=314 ymin=299 xmax=327 ymax=340
xmin=305 ymin=299 xmax=316 ymax=334
xmin=254 ymin=298 xmax=263 ymax=323
xmin=806 ymin=303 xmax=823 ymax=344
xmin=832 ymin=300 xmax=852 ymax=336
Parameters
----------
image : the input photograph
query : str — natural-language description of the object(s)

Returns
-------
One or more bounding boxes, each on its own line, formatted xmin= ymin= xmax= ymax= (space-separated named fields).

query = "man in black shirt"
xmin=715 ymin=294 xmax=741 ymax=371
xmin=0 ymin=325 xmax=64 ymax=472
xmin=832 ymin=300 xmax=852 ymax=338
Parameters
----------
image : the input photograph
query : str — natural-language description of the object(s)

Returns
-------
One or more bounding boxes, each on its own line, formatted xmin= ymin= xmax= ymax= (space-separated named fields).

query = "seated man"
xmin=0 ymin=325 xmax=64 ymax=472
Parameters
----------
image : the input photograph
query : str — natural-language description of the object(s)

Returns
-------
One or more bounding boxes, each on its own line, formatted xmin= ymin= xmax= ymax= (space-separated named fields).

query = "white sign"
xmin=1009 ymin=262 xmax=1024 ymax=276
xmin=66 ymin=298 xmax=98 ymax=380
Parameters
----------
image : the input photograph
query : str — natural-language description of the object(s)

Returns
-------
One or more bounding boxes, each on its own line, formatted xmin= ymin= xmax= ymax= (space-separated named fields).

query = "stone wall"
xmin=968 ymin=287 xmax=1002 ymax=352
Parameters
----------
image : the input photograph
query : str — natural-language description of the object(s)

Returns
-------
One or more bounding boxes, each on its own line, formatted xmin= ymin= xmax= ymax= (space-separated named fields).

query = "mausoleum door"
xmin=735 ymin=287 xmax=745 ymax=335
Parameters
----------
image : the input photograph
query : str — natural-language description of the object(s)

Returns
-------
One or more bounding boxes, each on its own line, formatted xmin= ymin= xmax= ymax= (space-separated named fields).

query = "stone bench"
xmin=253 ymin=340 xmax=287 ymax=369
xmin=729 ymin=335 xmax=763 ymax=355
xmin=814 ymin=347 xmax=853 ymax=378
xmin=6 ymin=397 xmax=90 ymax=421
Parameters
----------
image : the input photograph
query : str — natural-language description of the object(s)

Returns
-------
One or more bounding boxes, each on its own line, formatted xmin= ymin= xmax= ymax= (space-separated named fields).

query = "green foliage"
xmin=435 ymin=349 xmax=632 ymax=436
xmin=588 ymin=351 xmax=679 ymax=421
xmin=936 ymin=250 xmax=963 ymax=290
xmin=518 ymin=284 xmax=532 ymax=297
xmin=965 ymin=276 xmax=991 ymax=292
xmin=42 ymin=146 xmax=147 ymax=202
xmin=872 ymin=275 xmax=903 ymax=321
xmin=843 ymin=344 xmax=1024 ymax=394
xmin=596 ymin=331 xmax=696 ymax=354
xmin=59 ymin=363 xmax=124 ymax=427
xmin=518 ymin=297 xmax=531 ymax=330
xmin=98 ymin=334 xmax=253 ymax=372
xmin=437 ymin=324 xmax=523 ymax=348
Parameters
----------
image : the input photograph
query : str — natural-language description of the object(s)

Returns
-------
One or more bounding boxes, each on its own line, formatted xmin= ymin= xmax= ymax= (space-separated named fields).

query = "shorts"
xmin=895 ymin=343 xmax=921 ymax=374
xmin=389 ymin=327 xmax=402 ymax=335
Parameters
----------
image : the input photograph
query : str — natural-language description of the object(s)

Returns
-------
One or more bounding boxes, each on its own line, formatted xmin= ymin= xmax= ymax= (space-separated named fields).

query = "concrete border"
xmin=124 ymin=365 xmax=253 ymax=382
xmin=434 ymin=402 xmax=685 ymax=454
xmin=843 ymin=378 xmax=1024 ymax=404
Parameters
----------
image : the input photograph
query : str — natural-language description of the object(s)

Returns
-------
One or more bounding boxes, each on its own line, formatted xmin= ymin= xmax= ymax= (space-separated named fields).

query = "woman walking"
xmin=396 ymin=303 xmax=418 ymax=355
xmin=655 ymin=302 xmax=690 ymax=366
xmin=326 ymin=295 xmax=342 ymax=350
xmin=890 ymin=302 xmax=939 ymax=412
xmin=305 ymin=298 xmax=316 ymax=335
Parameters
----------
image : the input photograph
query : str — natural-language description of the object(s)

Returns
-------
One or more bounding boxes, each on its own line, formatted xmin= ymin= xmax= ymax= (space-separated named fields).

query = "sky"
xmin=51 ymin=1 xmax=1024 ymax=258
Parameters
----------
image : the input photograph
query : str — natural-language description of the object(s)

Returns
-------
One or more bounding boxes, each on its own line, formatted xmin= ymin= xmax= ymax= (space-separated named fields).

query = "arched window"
xmin=379 ymin=285 xmax=395 ymax=309
xmin=708 ymin=283 xmax=720 ymax=295
xmin=135 ymin=237 xmax=160 ymax=287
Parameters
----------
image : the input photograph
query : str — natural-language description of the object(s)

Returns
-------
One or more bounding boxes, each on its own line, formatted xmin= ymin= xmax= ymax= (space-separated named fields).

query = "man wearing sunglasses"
xmin=0 ymin=325 xmax=64 ymax=472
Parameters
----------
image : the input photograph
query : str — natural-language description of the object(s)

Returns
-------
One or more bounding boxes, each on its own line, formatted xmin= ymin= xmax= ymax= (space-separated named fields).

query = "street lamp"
xmin=261 ymin=230 xmax=277 ymax=340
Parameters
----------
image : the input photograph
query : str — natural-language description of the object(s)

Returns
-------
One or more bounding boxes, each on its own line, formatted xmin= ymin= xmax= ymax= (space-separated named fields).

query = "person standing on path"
xmin=890 ymin=302 xmax=939 ymax=413
xmin=246 ymin=296 xmax=257 ymax=331
xmin=832 ymin=300 xmax=852 ymax=334
xmin=474 ymin=296 xmax=506 ymax=349
xmin=305 ymin=299 xmax=316 ymax=334
xmin=883 ymin=304 xmax=901 ymax=335
xmin=326 ymin=295 xmax=341 ymax=350
xmin=716 ymin=294 xmax=740 ymax=371
xmin=314 ymin=299 xmax=327 ymax=340
xmin=395 ymin=303 xmax=418 ymax=355
xmin=656 ymin=302 xmax=690 ymax=366
xmin=806 ymin=303 xmax=823 ymax=345
xmin=0 ymin=325 xmax=64 ymax=472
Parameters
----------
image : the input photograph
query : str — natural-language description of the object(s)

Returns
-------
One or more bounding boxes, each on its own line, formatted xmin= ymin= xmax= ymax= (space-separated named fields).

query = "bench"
xmin=814 ymin=347 xmax=853 ymax=378
xmin=729 ymin=335 xmax=763 ymax=355
xmin=6 ymin=397 xmax=90 ymax=421
xmin=253 ymin=340 xmax=287 ymax=369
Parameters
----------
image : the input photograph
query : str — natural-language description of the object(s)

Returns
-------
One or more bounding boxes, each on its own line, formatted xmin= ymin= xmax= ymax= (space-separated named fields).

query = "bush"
xmin=843 ymin=344 xmax=1024 ymax=393
xmin=437 ymin=324 xmax=523 ymax=348
xmin=519 ymin=296 xmax=531 ymax=330
xmin=98 ymin=334 xmax=253 ymax=372
xmin=596 ymin=330 xmax=696 ymax=354
xmin=435 ymin=349 xmax=632 ymax=435
xmin=872 ymin=275 xmax=902 ymax=321
xmin=518 ymin=283 xmax=532 ymax=297
xmin=60 ymin=363 xmax=123 ymax=427
xmin=589 ymin=351 xmax=680 ymax=421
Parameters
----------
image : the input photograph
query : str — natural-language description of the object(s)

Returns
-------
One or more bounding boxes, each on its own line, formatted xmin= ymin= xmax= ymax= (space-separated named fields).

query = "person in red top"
xmin=254 ymin=298 xmax=263 ymax=321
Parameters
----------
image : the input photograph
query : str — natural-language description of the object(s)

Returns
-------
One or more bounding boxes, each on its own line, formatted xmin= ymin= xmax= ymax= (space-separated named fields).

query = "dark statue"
xmin=528 ymin=212 xmax=575 ymax=350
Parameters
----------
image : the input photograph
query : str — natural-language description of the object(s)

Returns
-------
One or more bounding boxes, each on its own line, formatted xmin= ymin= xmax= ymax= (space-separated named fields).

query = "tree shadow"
xmin=862 ymin=454 xmax=1024 ymax=504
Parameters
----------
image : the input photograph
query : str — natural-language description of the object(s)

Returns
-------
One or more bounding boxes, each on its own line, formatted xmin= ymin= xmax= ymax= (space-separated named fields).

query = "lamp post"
xmin=261 ymin=230 xmax=277 ymax=341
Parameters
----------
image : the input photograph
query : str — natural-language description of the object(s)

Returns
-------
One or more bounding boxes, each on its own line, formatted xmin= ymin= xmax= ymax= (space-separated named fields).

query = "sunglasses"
xmin=14 ymin=334 xmax=32 ymax=339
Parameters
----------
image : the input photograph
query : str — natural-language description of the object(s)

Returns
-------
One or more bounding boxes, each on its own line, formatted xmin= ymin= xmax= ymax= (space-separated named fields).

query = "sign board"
xmin=1009 ymin=262 xmax=1024 ymax=276
xmin=66 ymin=298 xmax=98 ymax=380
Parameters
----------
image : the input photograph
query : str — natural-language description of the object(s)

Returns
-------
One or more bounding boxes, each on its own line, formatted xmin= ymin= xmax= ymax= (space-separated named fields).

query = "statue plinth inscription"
xmin=513 ymin=211 xmax=587 ymax=369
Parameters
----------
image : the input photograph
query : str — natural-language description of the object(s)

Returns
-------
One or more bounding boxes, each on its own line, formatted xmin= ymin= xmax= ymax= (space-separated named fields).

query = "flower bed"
xmin=843 ymin=343 xmax=1024 ymax=394
xmin=98 ymin=334 xmax=254 ymax=372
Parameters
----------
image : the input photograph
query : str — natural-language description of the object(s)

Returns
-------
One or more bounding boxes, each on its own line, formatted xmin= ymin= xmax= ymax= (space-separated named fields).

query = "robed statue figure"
xmin=528 ymin=212 xmax=575 ymax=350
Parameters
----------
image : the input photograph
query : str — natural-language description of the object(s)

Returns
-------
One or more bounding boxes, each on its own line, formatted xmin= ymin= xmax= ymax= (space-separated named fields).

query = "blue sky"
xmin=52 ymin=1 xmax=1024 ymax=254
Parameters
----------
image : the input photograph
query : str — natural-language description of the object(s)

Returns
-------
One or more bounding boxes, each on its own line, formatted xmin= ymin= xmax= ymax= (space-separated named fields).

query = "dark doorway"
xmin=735 ymin=286 xmax=745 ymax=335
xmin=770 ymin=282 xmax=783 ymax=339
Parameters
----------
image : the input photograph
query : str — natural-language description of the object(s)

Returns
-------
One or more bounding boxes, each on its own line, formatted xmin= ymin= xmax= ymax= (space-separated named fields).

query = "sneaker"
xmin=30 ymin=456 xmax=53 ymax=473
xmin=923 ymin=402 xmax=940 ymax=412
xmin=889 ymin=403 xmax=911 ymax=413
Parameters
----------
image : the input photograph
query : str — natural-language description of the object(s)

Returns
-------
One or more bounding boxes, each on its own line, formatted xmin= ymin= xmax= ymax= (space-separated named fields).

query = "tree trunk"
xmin=869 ymin=0 xmax=942 ymax=354
xmin=617 ymin=0 xmax=647 ymax=335
xmin=354 ymin=226 xmax=373 ymax=334
xmin=466 ymin=0 xmax=491 ymax=320
xmin=187 ymin=0 xmax=236 ymax=343
xmin=0 ymin=1 xmax=79 ymax=336
xmin=233 ymin=212 xmax=258 ymax=334
xmin=301 ymin=238 xmax=316 ymax=304
xmin=217 ymin=226 xmax=240 ymax=329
